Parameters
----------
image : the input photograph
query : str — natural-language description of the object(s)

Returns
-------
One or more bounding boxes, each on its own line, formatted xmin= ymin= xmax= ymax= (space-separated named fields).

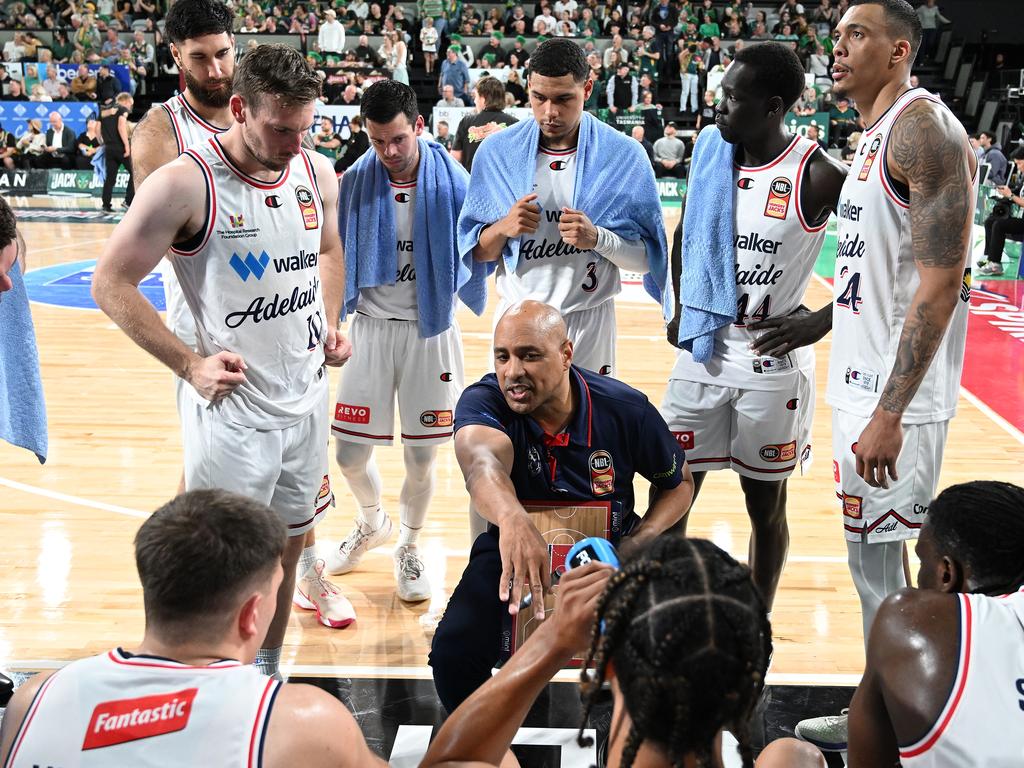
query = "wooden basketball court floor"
xmin=1 ymin=200 xmax=1022 ymax=710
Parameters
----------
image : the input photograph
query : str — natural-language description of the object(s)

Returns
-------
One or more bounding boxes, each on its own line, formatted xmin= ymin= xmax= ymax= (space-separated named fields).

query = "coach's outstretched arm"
xmin=454 ymin=424 xmax=552 ymax=619
xmin=91 ymin=158 xmax=248 ymax=402
xmin=852 ymin=99 xmax=975 ymax=489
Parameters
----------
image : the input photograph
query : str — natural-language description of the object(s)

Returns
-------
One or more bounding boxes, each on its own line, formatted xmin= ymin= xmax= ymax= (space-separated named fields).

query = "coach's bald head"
xmin=493 ymin=301 xmax=573 ymax=415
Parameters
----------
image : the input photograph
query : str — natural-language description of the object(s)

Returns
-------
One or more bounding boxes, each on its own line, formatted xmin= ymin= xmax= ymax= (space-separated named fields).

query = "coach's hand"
xmin=186 ymin=351 xmax=247 ymax=402
xmin=500 ymin=193 xmax=541 ymax=237
xmin=749 ymin=306 xmax=830 ymax=357
xmin=546 ymin=562 xmax=614 ymax=657
xmin=498 ymin=510 xmax=551 ymax=621
xmin=324 ymin=327 xmax=353 ymax=367
xmin=855 ymin=410 xmax=903 ymax=489
xmin=558 ymin=207 xmax=598 ymax=251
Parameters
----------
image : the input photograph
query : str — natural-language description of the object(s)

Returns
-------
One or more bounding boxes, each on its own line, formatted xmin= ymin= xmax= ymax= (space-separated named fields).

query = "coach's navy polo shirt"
xmin=454 ymin=365 xmax=686 ymax=543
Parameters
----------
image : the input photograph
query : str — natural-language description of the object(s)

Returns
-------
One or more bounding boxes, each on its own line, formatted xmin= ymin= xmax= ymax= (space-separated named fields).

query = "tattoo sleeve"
xmin=877 ymin=100 xmax=973 ymax=415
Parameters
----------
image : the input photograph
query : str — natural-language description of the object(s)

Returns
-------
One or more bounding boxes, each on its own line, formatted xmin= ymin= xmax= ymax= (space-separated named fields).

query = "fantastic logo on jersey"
xmin=420 ymin=410 xmax=453 ymax=428
xmin=549 ymin=160 xmax=567 ymax=171
xmin=764 ymin=177 xmax=792 ymax=220
xmin=82 ymin=688 xmax=199 ymax=750
xmin=842 ymin=493 xmax=863 ymax=519
xmin=229 ymin=250 xmax=270 ymax=282
xmin=759 ymin=441 xmax=796 ymax=462
xmin=858 ymin=134 xmax=883 ymax=181
xmin=589 ymin=450 xmax=615 ymax=496
xmin=737 ymin=177 xmax=754 ymax=189
xmin=295 ymin=186 xmax=318 ymax=230
xmin=335 ymin=403 xmax=371 ymax=424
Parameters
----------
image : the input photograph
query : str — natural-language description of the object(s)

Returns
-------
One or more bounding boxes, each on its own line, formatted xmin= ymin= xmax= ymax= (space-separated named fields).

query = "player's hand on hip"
xmin=501 ymin=193 xmax=540 ymax=237
xmin=558 ymin=207 xmax=598 ymax=251
xmin=187 ymin=351 xmax=247 ymax=402
xmin=855 ymin=412 xmax=903 ymax=489
xmin=324 ymin=327 xmax=353 ymax=367
xmin=749 ymin=307 xmax=821 ymax=357
xmin=498 ymin=511 xmax=551 ymax=621
xmin=547 ymin=562 xmax=614 ymax=657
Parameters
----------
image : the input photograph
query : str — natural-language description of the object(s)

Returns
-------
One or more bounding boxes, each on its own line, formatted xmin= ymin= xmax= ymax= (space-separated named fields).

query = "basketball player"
xmin=130 ymin=0 xmax=347 ymax=630
xmin=847 ymin=481 xmax=1024 ymax=766
xmin=795 ymin=0 xmax=977 ymax=748
xmin=0 ymin=491 xmax=386 ymax=768
xmin=661 ymin=42 xmax=847 ymax=611
xmin=92 ymin=44 xmax=351 ymax=679
xmin=325 ymin=80 xmax=484 ymax=602
xmin=460 ymin=38 xmax=666 ymax=377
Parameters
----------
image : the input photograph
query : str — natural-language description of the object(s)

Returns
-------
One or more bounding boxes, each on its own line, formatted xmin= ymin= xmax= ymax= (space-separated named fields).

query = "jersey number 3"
xmin=581 ymin=261 xmax=598 ymax=293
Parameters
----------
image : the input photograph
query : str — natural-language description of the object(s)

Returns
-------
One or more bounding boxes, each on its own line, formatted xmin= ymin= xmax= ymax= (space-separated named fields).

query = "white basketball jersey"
xmin=4 ymin=648 xmax=279 ymax=768
xmin=169 ymin=138 xmax=328 ymax=429
xmin=159 ymin=94 xmax=229 ymax=348
xmin=826 ymin=89 xmax=973 ymax=424
xmin=355 ymin=179 xmax=418 ymax=320
xmin=899 ymin=589 xmax=1024 ymax=767
xmin=495 ymin=147 xmax=619 ymax=313
xmin=672 ymin=135 xmax=826 ymax=391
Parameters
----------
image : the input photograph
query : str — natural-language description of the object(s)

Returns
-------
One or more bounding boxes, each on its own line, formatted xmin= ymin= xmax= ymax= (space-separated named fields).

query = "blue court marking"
xmin=23 ymin=259 xmax=166 ymax=311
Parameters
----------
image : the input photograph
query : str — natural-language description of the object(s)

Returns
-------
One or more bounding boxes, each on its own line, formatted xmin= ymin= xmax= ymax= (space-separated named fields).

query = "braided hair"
xmin=576 ymin=537 xmax=772 ymax=768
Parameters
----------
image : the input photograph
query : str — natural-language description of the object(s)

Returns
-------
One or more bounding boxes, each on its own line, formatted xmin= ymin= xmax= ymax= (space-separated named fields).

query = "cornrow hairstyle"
xmin=577 ymin=537 xmax=772 ymax=768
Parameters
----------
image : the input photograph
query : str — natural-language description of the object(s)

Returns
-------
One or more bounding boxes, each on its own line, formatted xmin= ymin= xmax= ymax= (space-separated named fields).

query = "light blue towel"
xmin=674 ymin=126 xmax=737 ymax=363
xmin=0 ymin=260 xmax=47 ymax=463
xmin=339 ymin=138 xmax=488 ymax=338
xmin=457 ymin=112 xmax=668 ymax=304
xmin=91 ymin=145 xmax=105 ymax=182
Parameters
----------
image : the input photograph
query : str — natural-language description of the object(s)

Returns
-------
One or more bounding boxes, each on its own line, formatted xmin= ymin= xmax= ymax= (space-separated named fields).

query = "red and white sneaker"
xmin=294 ymin=559 xmax=356 ymax=629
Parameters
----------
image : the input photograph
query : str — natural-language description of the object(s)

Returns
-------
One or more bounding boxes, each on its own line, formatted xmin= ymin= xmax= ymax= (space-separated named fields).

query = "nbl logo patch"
xmin=759 ymin=441 xmax=796 ymax=462
xmin=295 ymin=186 xmax=318 ymax=230
xmin=589 ymin=450 xmax=614 ymax=496
xmin=858 ymin=134 xmax=883 ymax=181
xmin=420 ymin=410 xmax=453 ymax=428
xmin=764 ymin=177 xmax=792 ymax=219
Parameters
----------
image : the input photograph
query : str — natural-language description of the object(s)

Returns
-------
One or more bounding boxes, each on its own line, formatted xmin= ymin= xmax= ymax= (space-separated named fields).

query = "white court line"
xmin=24 ymin=237 xmax=107 ymax=255
xmin=3 ymin=659 xmax=862 ymax=686
xmin=810 ymin=272 xmax=1024 ymax=447
xmin=0 ymin=477 xmax=148 ymax=519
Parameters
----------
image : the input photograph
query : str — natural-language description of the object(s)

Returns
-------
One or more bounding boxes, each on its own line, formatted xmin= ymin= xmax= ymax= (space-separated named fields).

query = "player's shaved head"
xmin=496 ymin=299 xmax=568 ymax=348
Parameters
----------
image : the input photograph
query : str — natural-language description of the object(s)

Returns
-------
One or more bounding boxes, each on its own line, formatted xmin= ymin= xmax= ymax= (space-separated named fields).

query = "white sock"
xmin=255 ymin=646 xmax=281 ymax=677
xmin=297 ymin=545 xmax=317 ymax=579
xmin=358 ymin=503 xmax=385 ymax=530
xmin=397 ymin=523 xmax=421 ymax=549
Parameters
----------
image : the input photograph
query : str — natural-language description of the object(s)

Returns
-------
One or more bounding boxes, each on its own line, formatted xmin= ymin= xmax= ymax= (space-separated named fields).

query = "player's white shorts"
xmin=332 ymin=313 xmax=464 ymax=447
xmin=660 ymin=373 xmax=814 ymax=481
xmin=832 ymin=408 xmax=949 ymax=544
xmin=494 ymin=298 xmax=616 ymax=376
xmin=178 ymin=382 xmax=333 ymax=537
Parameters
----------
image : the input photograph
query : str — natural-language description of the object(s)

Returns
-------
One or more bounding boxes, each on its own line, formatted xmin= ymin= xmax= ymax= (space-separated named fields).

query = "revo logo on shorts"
xmin=672 ymin=431 xmax=695 ymax=450
xmin=82 ymin=688 xmax=198 ymax=750
xmin=335 ymin=403 xmax=371 ymax=424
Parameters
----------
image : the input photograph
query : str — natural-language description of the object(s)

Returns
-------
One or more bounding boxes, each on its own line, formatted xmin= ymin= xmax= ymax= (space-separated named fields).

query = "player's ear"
xmin=890 ymin=38 xmax=913 ymax=69
xmin=765 ymin=95 xmax=784 ymax=118
xmin=937 ymin=555 xmax=963 ymax=594
xmin=562 ymin=338 xmax=573 ymax=369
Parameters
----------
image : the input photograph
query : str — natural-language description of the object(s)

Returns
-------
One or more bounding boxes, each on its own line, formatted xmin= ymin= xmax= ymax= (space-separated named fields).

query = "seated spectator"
xmin=805 ymin=123 xmax=826 ymax=151
xmin=50 ymin=28 xmax=76 ymax=62
xmin=312 ymin=116 xmax=341 ymax=158
xmin=129 ymin=29 xmax=154 ymax=82
xmin=40 ymin=66 xmax=62 ymax=100
xmin=846 ymin=481 xmax=1024 ymax=765
xmin=978 ymin=147 xmax=1024 ymax=276
xmin=434 ymin=119 xmax=453 ymax=150
xmin=978 ymin=129 xmax=1008 ymax=186
xmin=0 ymin=124 xmax=15 ymax=171
xmin=101 ymin=27 xmax=126 ymax=62
xmin=653 ymin=121 xmax=686 ymax=177
xmin=334 ymin=114 xmax=369 ymax=173
xmin=436 ymin=83 xmax=465 ymax=108
xmin=40 ymin=112 xmax=77 ymax=169
xmin=477 ymin=31 xmax=508 ymax=69
xmin=3 ymin=32 xmax=26 ymax=63
xmin=603 ymin=33 xmax=628 ymax=68
xmin=423 ymin=536 xmax=825 ymax=768
xmin=70 ymin=63 xmax=98 ymax=100
xmin=555 ymin=13 xmax=577 ymax=36
xmin=75 ymin=118 xmax=102 ymax=170
xmin=14 ymin=119 xmax=45 ymax=168
xmin=578 ymin=7 xmax=600 ymax=37
xmin=0 ymin=490 xmax=390 ymax=768
xmin=504 ymin=68 xmax=527 ymax=106
xmin=606 ymin=62 xmax=637 ymax=114
xmin=28 ymin=84 xmax=48 ymax=102
xmin=632 ymin=124 xmax=655 ymax=165
xmin=428 ymin=301 xmax=693 ymax=714
xmin=829 ymin=95 xmax=859 ymax=146
xmin=338 ymin=84 xmax=361 ymax=106
xmin=793 ymin=86 xmax=819 ymax=116
xmin=808 ymin=43 xmax=831 ymax=85
xmin=54 ymin=83 xmax=74 ymax=101
xmin=841 ymin=130 xmax=861 ymax=165
xmin=533 ymin=4 xmax=556 ymax=34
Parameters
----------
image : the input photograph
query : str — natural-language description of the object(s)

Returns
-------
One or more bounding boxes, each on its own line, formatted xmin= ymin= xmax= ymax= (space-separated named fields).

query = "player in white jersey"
xmin=846 ymin=481 xmax=1024 ymax=767
xmin=130 ymin=0 xmax=347 ymax=632
xmin=661 ymin=43 xmax=846 ymax=610
xmin=92 ymin=45 xmax=352 ymax=679
xmin=325 ymin=81 xmax=485 ymax=602
xmin=794 ymin=0 xmax=977 ymax=749
xmin=0 ymin=491 xmax=385 ymax=768
xmin=465 ymin=38 xmax=663 ymax=377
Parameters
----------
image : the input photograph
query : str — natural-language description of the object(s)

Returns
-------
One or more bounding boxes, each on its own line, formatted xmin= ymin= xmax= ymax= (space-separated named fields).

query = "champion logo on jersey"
xmin=265 ymin=195 xmax=282 ymax=208
xmin=395 ymin=192 xmax=410 ymax=203
xmin=598 ymin=364 xmax=612 ymax=375
xmin=439 ymin=372 xmax=453 ymax=382
xmin=786 ymin=398 xmax=799 ymax=410
xmin=82 ymin=688 xmax=199 ymax=751
xmin=229 ymin=250 xmax=270 ymax=281
xmin=737 ymin=177 xmax=754 ymax=189
xmin=549 ymin=160 xmax=568 ymax=171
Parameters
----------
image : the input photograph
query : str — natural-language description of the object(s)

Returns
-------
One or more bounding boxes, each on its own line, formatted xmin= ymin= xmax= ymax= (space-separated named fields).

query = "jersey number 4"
xmin=735 ymin=293 xmax=771 ymax=327
xmin=836 ymin=272 xmax=863 ymax=314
